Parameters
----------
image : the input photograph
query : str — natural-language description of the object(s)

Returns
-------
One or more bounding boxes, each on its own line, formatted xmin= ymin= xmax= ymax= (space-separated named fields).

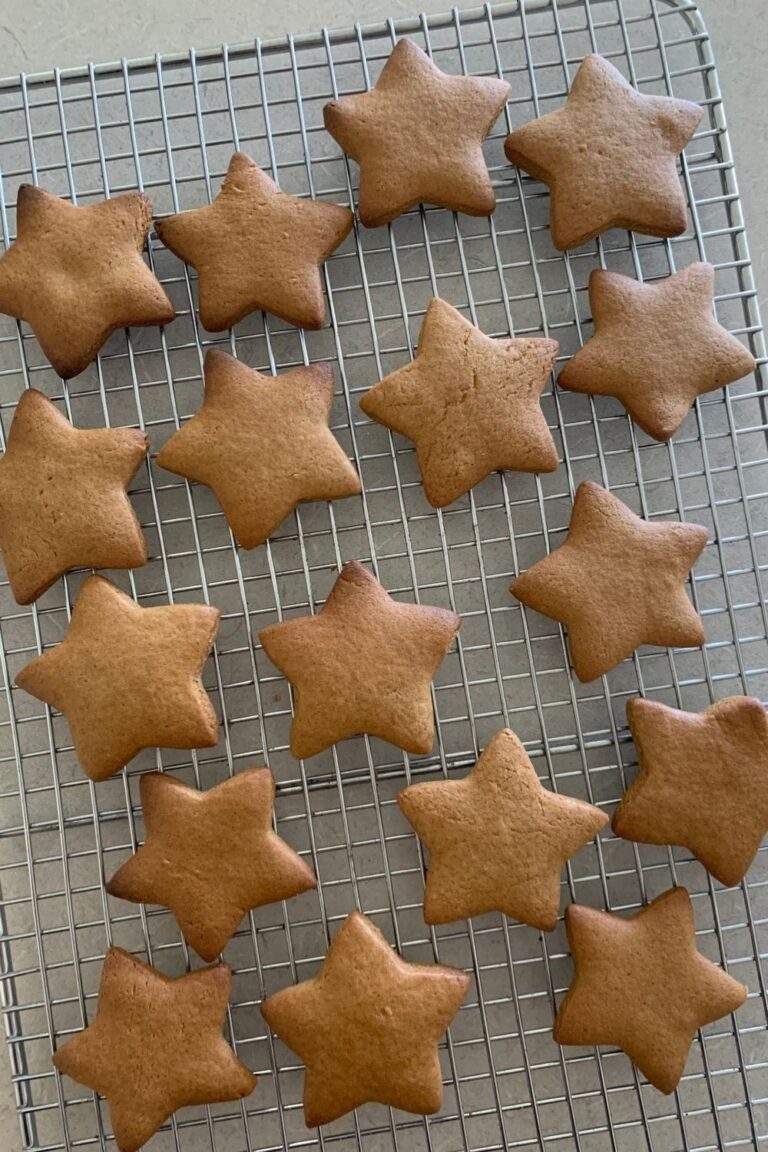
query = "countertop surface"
xmin=0 ymin=1 xmax=765 ymax=1149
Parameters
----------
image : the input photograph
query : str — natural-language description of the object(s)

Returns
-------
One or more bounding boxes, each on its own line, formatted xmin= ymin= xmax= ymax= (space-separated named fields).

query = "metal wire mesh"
xmin=0 ymin=0 xmax=766 ymax=1148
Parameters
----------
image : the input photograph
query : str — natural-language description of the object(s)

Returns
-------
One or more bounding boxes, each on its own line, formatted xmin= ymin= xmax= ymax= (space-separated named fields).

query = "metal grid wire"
xmin=0 ymin=0 xmax=766 ymax=1148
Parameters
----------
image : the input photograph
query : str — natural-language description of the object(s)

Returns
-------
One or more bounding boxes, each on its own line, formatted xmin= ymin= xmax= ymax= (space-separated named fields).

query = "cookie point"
xmin=539 ymin=910 xmax=559 ymax=933
xmin=17 ymin=182 xmax=48 ymax=205
xmin=203 ymin=345 xmax=234 ymax=370
xmin=339 ymin=559 xmax=374 ymax=583
xmin=737 ymin=695 xmax=768 ymax=722
xmin=625 ymin=696 xmax=647 ymax=724
xmin=658 ymin=884 xmax=690 ymax=908
xmin=575 ymin=478 xmax=603 ymax=498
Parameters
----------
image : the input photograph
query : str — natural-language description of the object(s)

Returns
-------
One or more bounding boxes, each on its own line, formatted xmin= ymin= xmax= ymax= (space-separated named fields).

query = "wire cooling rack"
xmin=0 ymin=0 xmax=767 ymax=1149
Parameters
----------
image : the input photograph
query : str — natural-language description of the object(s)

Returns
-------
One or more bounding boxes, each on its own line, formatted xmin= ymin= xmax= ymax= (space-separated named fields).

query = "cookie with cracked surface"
xmin=398 ymin=728 xmax=607 ymax=928
xmin=613 ymin=696 xmax=768 ymax=887
xmin=504 ymin=54 xmax=702 ymax=250
xmin=0 ymin=184 xmax=174 ymax=377
xmin=261 ymin=910 xmax=469 ymax=1124
xmin=0 ymin=389 xmax=148 ymax=604
xmin=558 ymin=264 xmax=756 ymax=440
xmin=510 ymin=481 xmax=708 ymax=681
xmin=52 ymin=947 xmax=255 ymax=1152
xmin=107 ymin=768 xmax=317 ymax=960
xmin=259 ymin=560 xmax=460 ymax=759
xmin=16 ymin=575 xmax=220 ymax=781
xmin=554 ymin=888 xmax=747 ymax=1093
xmin=360 ymin=298 xmax=559 ymax=507
xmin=156 ymin=348 xmax=361 ymax=549
xmin=324 ymin=39 xmax=510 ymax=228
xmin=155 ymin=152 xmax=353 ymax=330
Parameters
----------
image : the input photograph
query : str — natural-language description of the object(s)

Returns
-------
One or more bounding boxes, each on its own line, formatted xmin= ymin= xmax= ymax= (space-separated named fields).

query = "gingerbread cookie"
xmin=107 ymin=768 xmax=317 ymax=960
xmin=0 ymin=389 xmax=148 ymax=604
xmin=398 ymin=728 xmax=607 ymax=928
xmin=554 ymin=888 xmax=747 ymax=1093
xmin=156 ymin=349 xmax=361 ymax=549
xmin=324 ymin=39 xmax=510 ymax=228
xmin=559 ymin=264 xmax=756 ymax=440
xmin=613 ymin=696 xmax=768 ymax=887
xmin=261 ymin=910 xmax=468 ymax=1124
xmin=360 ymin=298 xmax=559 ymax=507
xmin=0 ymin=185 xmax=174 ymax=377
xmin=16 ymin=575 xmax=220 ymax=781
xmin=156 ymin=152 xmax=353 ymax=330
xmin=504 ymin=54 xmax=702 ymax=250
xmin=259 ymin=561 xmax=460 ymax=759
xmin=53 ymin=947 xmax=255 ymax=1152
xmin=510 ymin=481 xmax=708 ymax=681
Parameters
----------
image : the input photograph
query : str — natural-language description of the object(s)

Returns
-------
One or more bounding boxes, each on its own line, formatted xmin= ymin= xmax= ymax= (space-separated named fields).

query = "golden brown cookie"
xmin=155 ymin=152 xmax=353 ymax=330
xmin=259 ymin=561 xmax=460 ymax=759
xmin=52 ymin=947 xmax=255 ymax=1152
xmin=156 ymin=348 xmax=361 ymax=548
xmin=613 ymin=696 xmax=768 ymax=887
xmin=554 ymin=888 xmax=747 ymax=1093
xmin=16 ymin=575 xmax=220 ymax=781
xmin=360 ymin=298 xmax=559 ymax=507
xmin=324 ymin=39 xmax=510 ymax=228
xmin=107 ymin=768 xmax=317 ymax=960
xmin=398 ymin=728 xmax=608 ymax=928
xmin=261 ymin=910 xmax=468 ymax=1124
xmin=0 ymin=185 xmax=174 ymax=377
xmin=510 ymin=481 xmax=708 ymax=681
xmin=504 ymin=54 xmax=702 ymax=250
xmin=558 ymin=264 xmax=756 ymax=440
xmin=0 ymin=389 xmax=148 ymax=604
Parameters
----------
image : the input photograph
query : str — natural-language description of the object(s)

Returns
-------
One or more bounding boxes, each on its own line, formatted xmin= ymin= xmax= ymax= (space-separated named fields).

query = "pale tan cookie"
xmin=156 ymin=348 xmax=361 ymax=548
xmin=107 ymin=768 xmax=317 ymax=960
xmin=398 ymin=728 xmax=607 ymax=928
xmin=613 ymin=696 xmax=768 ymax=887
xmin=0 ymin=185 xmax=174 ymax=377
xmin=52 ymin=947 xmax=255 ymax=1152
xmin=558 ymin=264 xmax=756 ymax=440
xmin=0 ymin=389 xmax=148 ymax=604
xmin=16 ymin=575 xmax=220 ymax=781
xmin=324 ymin=39 xmax=510 ymax=228
xmin=554 ymin=888 xmax=747 ymax=1093
xmin=505 ymin=54 xmax=702 ymax=250
xmin=360 ymin=298 xmax=559 ymax=507
xmin=261 ymin=910 xmax=469 ymax=1125
xmin=510 ymin=481 xmax=708 ymax=681
xmin=156 ymin=152 xmax=353 ymax=330
xmin=259 ymin=561 xmax=460 ymax=759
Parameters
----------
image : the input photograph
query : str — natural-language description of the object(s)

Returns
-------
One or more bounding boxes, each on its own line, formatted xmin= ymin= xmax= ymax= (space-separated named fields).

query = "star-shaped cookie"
xmin=53 ymin=947 xmax=255 ymax=1152
xmin=16 ymin=575 xmax=220 ymax=781
xmin=156 ymin=348 xmax=361 ymax=548
xmin=107 ymin=768 xmax=317 ymax=960
xmin=261 ymin=910 xmax=469 ymax=1124
xmin=0 ymin=389 xmax=149 ymax=604
xmin=360 ymin=298 xmax=559 ymax=507
xmin=613 ymin=696 xmax=768 ymax=887
xmin=554 ymin=888 xmax=747 ymax=1093
xmin=559 ymin=264 xmax=756 ymax=440
xmin=398 ymin=728 xmax=608 ymax=928
xmin=259 ymin=561 xmax=460 ymax=759
xmin=504 ymin=54 xmax=703 ymax=250
xmin=155 ymin=152 xmax=353 ymax=331
xmin=0 ymin=185 xmax=174 ymax=377
xmin=323 ymin=39 xmax=510 ymax=228
xmin=510 ymin=481 xmax=708 ymax=681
